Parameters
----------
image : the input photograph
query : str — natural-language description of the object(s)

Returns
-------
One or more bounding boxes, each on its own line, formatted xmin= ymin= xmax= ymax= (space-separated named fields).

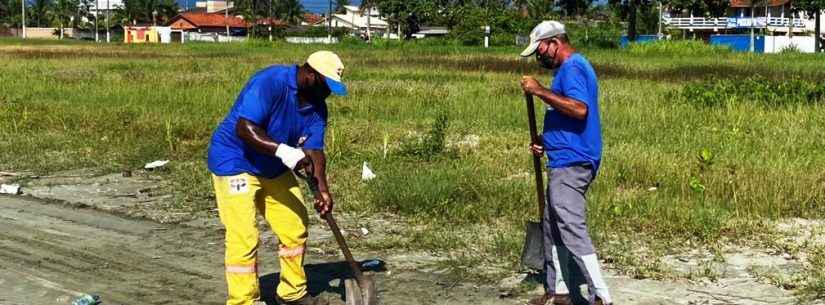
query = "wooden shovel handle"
xmin=524 ymin=93 xmax=546 ymax=220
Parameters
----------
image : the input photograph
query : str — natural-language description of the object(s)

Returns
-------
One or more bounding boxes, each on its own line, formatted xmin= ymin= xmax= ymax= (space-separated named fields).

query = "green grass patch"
xmin=1 ymin=38 xmax=824 ymax=279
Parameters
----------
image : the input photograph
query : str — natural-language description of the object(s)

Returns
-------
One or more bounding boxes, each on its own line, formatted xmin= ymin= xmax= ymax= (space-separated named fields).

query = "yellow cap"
xmin=306 ymin=51 xmax=347 ymax=96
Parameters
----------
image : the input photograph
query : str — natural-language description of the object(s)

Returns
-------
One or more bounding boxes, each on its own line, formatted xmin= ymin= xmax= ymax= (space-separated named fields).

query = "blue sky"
xmin=303 ymin=0 xmax=362 ymax=14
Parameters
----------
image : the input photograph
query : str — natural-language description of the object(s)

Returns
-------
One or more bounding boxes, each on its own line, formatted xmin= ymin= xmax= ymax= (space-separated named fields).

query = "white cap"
xmin=520 ymin=21 xmax=566 ymax=57
xmin=306 ymin=51 xmax=347 ymax=96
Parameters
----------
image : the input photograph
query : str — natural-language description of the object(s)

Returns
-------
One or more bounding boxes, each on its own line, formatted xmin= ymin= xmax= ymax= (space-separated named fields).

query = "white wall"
xmin=764 ymin=35 xmax=817 ymax=53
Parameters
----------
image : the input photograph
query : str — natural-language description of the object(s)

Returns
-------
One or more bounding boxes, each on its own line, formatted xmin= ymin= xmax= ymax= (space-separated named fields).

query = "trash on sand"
xmin=360 ymin=227 xmax=370 ymax=236
xmin=360 ymin=259 xmax=383 ymax=270
xmin=144 ymin=160 xmax=170 ymax=170
xmin=0 ymin=184 xmax=21 ymax=195
xmin=361 ymin=162 xmax=376 ymax=181
xmin=70 ymin=294 xmax=101 ymax=305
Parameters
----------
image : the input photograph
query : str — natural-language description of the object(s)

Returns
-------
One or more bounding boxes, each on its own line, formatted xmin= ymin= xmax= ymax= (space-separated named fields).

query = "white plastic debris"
xmin=0 ymin=184 xmax=21 ymax=195
xmin=361 ymin=162 xmax=376 ymax=181
xmin=360 ymin=227 xmax=370 ymax=236
xmin=648 ymin=187 xmax=658 ymax=192
xmin=144 ymin=160 xmax=170 ymax=170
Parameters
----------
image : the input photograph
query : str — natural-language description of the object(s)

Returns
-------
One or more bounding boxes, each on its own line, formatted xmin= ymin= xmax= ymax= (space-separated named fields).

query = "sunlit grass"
xmin=1 ymin=38 xmax=824 ymax=278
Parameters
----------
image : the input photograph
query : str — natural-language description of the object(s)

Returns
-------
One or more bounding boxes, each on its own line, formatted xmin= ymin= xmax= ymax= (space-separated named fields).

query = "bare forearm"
xmin=236 ymin=118 xmax=279 ymax=155
xmin=306 ymin=150 xmax=329 ymax=192
xmin=532 ymin=87 xmax=588 ymax=120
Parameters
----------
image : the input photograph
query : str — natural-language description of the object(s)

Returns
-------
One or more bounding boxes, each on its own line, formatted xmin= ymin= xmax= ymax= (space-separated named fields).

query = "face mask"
xmin=535 ymin=40 xmax=559 ymax=70
xmin=536 ymin=52 xmax=555 ymax=69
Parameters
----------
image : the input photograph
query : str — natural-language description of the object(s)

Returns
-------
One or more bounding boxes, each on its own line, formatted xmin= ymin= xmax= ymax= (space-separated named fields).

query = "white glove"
xmin=275 ymin=145 xmax=306 ymax=170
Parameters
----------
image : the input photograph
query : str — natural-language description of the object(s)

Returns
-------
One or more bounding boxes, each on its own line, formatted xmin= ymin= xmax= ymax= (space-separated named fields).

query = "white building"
xmin=663 ymin=0 xmax=824 ymax=35
xmin=90 ymin=0 xmax=124 ymax=16
xmin=329 ymin=5 xmax=391 ymax=39
xmin=195 ymin=0 xmax=230 ymax=14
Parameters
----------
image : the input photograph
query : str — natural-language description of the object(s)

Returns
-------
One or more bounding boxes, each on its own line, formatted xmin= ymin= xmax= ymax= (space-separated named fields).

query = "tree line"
xmin=1 ymin=0 xmax=822 ymax=48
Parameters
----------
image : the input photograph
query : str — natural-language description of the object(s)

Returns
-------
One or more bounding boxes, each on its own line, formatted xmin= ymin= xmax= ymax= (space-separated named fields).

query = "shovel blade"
xmin=520 ymin=221 xmax=544 ymax=271
xmin=344 ymin=278 xmax=364 ymax=305
xmin=360 ymin=275 xmax=378 ymax=305
xmin=345 ymin=276 xmax=379 ymax=305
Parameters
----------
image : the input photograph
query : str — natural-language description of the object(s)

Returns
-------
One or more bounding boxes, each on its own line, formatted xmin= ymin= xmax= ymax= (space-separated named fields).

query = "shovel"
xmin=520 ymin=93 xmax=546 ymax=271
xmin=295 ymin=161 xmax=378 ymax=305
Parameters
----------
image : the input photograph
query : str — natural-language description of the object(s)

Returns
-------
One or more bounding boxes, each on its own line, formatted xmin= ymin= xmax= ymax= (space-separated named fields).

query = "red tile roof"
xmin=303 ymin=13 xmax=324 ymax=25
xmin=169 ymin=12 xmax=249 ymax=28
xmin=729 ymin=0 xmax=789 ymax=7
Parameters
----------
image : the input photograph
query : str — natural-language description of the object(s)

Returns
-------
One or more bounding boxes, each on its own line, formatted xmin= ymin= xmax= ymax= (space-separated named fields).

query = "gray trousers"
xmin=543 ymin=165 xmax=598 ymax=302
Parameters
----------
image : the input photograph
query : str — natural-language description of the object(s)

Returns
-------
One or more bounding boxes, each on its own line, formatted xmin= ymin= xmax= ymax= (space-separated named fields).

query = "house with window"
xmin=167 ymin=11 xmax=249 ymax=42
xmin=661 ymin=0 xmax=823 ymax=52
xmin=328 ymin=5 xmax=391 ymax=39
xmin=663 ymin=0 xmax=823 ymax=35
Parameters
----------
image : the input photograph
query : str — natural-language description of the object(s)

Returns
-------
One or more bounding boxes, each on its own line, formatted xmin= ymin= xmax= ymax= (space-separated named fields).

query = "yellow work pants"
xmin=212 ymin=172 xmax=309 ymax=305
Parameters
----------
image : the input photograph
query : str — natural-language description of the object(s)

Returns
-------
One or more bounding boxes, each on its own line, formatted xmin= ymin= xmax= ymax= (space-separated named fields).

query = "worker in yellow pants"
xmin=213 ymin=173 xmax=309 ymax=304
xmin=207 ymin=51 xmax=347 ymax=305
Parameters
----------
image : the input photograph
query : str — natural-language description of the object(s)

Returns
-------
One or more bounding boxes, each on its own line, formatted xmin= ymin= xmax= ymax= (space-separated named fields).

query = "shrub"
xmin=628 ymin=39 xmax=732 ymax=56
xmin=678 ymin=75 xmax=825 ymax=107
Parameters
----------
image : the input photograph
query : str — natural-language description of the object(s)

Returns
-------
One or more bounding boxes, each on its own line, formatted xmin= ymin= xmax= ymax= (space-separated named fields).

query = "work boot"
xmin=527 ymin=293 xmax=551 ymax=305
xmin=277 ymin=294 xmax=328 ymax=305
xmin=553 ymin=294 xmax=572 ymax=305
xmin=594 ymin=296 xmax=613 ymax=305
xmin=527 ymin=293 xmax=571 ymax=305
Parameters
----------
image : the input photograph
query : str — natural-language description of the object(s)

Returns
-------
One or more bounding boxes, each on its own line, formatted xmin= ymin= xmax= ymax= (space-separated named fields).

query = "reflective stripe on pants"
xmin=213 ymin=172 xmax=310 ymax=305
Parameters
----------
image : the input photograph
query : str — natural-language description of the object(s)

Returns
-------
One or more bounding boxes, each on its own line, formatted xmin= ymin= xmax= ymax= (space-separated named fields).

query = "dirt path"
xmin=0 ymin=170 xmax=805 ymax=305
xmin=0 ymin=195 xmax=516 ymax=305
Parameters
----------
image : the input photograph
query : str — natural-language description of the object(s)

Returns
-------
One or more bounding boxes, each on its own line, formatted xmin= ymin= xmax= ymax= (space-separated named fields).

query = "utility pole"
xmin=327 ymin=0 xmax=332 ymax=42
xmin=268 ymin=0 xmax=272 ymax=41
xmin=816 ymin=10 xmax=821 ymax=53
xmin=105 ymin=0 xmax=110 ymax=42
xmin=21 ymin=0 xmax=26 ymax=38
xmin=657 ymin=1 xmax=663 ymax=39
xmin=225 ymin=0 xmax=229 ymax=39
xmin=749 ymin=3 xmax=755 ymax=52
xmin=94 ymin=0 xmax=99 ymax=42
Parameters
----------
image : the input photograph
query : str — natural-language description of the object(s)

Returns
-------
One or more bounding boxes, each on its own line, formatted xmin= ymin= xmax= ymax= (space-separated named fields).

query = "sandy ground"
xmin=0 ymin=170 xmax=809 ymax=305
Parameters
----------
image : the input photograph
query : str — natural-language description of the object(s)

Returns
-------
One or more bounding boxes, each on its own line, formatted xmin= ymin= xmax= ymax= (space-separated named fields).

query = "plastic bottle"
xmin=70 ymin=294 xmax=101 ymax=305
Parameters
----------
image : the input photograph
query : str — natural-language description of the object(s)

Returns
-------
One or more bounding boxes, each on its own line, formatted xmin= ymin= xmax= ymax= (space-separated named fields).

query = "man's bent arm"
xmin=532 ymin=87 xmax=588 ymax=120
xmin=236 ymin=118 xmax=279 ymax=155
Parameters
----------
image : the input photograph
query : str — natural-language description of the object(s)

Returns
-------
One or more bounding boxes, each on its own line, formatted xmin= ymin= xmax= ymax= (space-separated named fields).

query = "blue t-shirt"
xmin=543 ymin=53 xmax=602 ymax=171
xmin=207 ymin=65 xmax=327 ymax=178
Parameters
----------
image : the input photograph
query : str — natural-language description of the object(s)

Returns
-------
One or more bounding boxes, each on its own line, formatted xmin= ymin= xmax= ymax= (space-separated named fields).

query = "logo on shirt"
xmin=297 ymin=136 xmax=308 ymax=147
xmin=228 ymin=177 xmax=249 ymax=195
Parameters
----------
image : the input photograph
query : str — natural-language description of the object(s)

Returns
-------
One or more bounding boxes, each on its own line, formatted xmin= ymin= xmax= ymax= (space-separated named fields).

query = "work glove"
xmin=275 ymin=144 xmax=306 ymax=170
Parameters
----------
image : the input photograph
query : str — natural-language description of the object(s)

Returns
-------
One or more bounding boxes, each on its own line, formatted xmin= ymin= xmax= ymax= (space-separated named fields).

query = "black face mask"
xmin=300 ymin=70 xmax=331 ymax=104
xmin=536 ymin=42 xmax=559 ymax=70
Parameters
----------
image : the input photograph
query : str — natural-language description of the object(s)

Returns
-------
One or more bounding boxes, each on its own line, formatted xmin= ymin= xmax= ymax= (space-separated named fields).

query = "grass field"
xmin=1 ymin=38 xmax=824 ymax=293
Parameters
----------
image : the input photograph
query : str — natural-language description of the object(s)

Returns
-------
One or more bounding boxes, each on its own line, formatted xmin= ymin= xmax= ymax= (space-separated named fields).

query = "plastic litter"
xmin=144 ymin=160 xmax=170 ymax=170
xmin=361 ymin=162 xmax=376 ymax=181
xmin=0 ymin=184 xmax=21 ymax=195
xmin=360 ymin=259 xmax=381 ymax=269
xmin=70 ymin=294 xmax=101 ymax=305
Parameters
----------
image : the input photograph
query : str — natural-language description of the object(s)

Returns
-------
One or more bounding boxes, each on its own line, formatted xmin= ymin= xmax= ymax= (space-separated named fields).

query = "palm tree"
xmin=360 ymin=0 xmax=375 ymax=40
xmin=117 ymin=0 xmax=177 ymax=26
xmin=30 ymin=0 xmax=54 ymax=27
xmin=53 ymin=0 xmax=77 ymax=38
xmin=274 ymin=0 xmax=302 ymax=25
xmin=0 ymin=0 xmax=10 ymax=24
xmin=334 ymin=0 xmax=348 ymax=13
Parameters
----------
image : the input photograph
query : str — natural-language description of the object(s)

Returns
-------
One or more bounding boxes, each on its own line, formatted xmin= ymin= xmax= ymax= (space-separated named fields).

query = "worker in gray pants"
xmin=520 ymin=20 xmax=613 ymax=305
